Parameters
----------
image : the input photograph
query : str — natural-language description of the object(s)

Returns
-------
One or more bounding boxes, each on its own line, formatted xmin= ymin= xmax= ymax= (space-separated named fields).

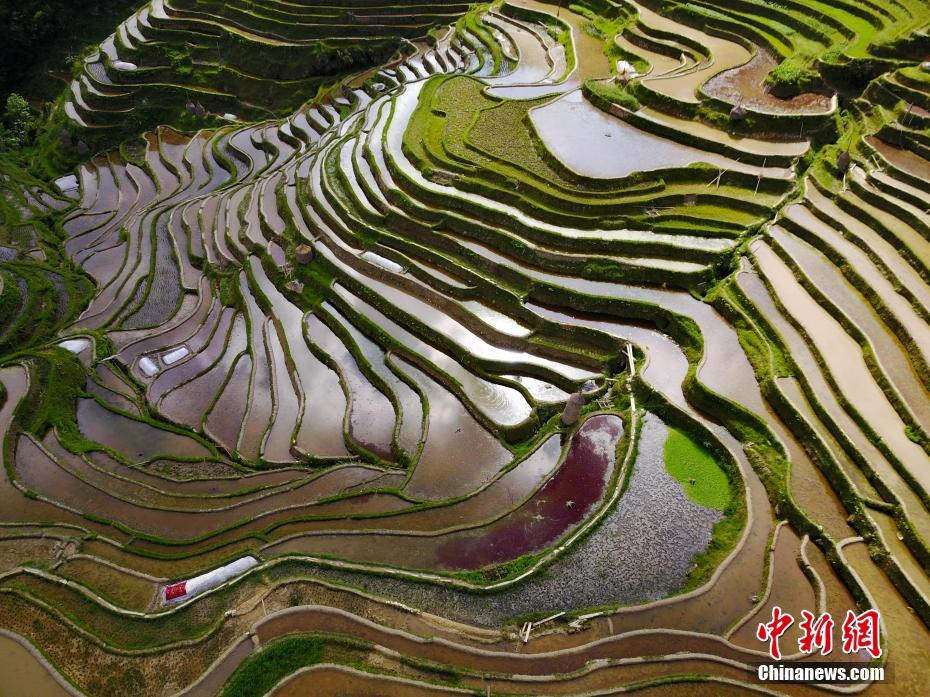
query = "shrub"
xmin=1 ymin=93 xmax=37 ymax=149
xmin=765 ymin=57 xmax=821 ymax=98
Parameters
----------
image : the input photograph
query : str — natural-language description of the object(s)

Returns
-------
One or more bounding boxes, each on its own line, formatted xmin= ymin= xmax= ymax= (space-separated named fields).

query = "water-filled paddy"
xmin=5 ymin=0 xmax=930 ymax=693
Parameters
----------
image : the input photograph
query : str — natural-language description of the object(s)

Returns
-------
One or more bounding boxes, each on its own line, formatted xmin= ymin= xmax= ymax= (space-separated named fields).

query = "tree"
xmin=1 ymin=93 xmax=36 ymax=148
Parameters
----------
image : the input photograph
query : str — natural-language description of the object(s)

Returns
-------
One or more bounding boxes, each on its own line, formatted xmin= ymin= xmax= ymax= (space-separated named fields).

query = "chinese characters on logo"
xmin=756 ymin=607 xmax=881 ymax=660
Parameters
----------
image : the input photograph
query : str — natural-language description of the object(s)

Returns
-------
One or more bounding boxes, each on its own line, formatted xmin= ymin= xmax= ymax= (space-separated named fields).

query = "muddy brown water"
xmin=261 ymin=417 xmax=618 ymax=571
xmin=85 ymin=451 xmax=302 ymax=497
xmin=752 ymin=240 xmax=930 ymax=496
xmin=144 ymin=131 xmax=180 ymax=197
xmin=15 ymin=431 xmax=414 ymax=544
xmin=77 ymin=244 xmax=126 ymax=287
xmin=0 ymin=368 xmax=120 ymax=537
xmin=804 ymin=185 xmax=930 ymax=317
xmin=842 ymin=541 xmax=930 ymax=697
xmin=434 ymin=414 xmax=621 ymax=570
xmin=730 ymin=526 xmax=817 ymax=653
xmin=0 ymin=632 xmax=77 ymax=697
xmin=803 ymin=539 xmax=860 ymax=629
xmin=624 ymin=0 xmax=752 ymax=104
xmin=248 ymin=258 xmax=351 ymax=460
xmin=784 ymin=201 xmax=930 ymax=420
xmin=268 ymin=656 xmax=830 ymax=697
xmin=77 ymin=398 xmax=210 ymax=462
xmin=487 ymin=0 xmax=611 ymax=101
xmin=777 ymin=375 xmax=880 ymax=504
xmin=204 ymin=352 xmax=251 ymax=455
xmin=263 ymin=317 xmax=305 ymax=464
xmin=739 ymin=268 xmax=930 ymax=543
xmin=333 ymin=282 xmax=534 ymax=429
xmin=147 ymin=305 xmax=231 ymax=405
xmin=867 ymin=135 xmax=930 ymax=180
xmin=116 ymin=279 xmax=214 ymax=363
xmin=636 ymin=105 xmax=807 ymax=160
xmin=236 ymin=272 xmax=274 ymax=462
xmin=483 ymin=13 xmax=555 ymax=88
xmin=78 ymin=537 xmax=256 ymax=579
xmin=176 ymin=635 xmax=255 ymax=697
xmin=392 ymin=356 xmax=513 ymax=501
xmin=869 ymin=508 xmax=930 ymax=603
xmin=93 ymin=363 xmax=136 ymax=400
xmin=704 ymin=46 xmax=833 ymax=114
xmin=771 ymin=223 xmax=930 ymax=434
xmin=254 ymin=607 xmax=766 ymax=676
xmin=842 ymin=186 xmax=930 ymax=270
xmin=62 ymin=211 xmax=115 ymax=240
xmin=86 ymin=379 xmax=140 ymax=416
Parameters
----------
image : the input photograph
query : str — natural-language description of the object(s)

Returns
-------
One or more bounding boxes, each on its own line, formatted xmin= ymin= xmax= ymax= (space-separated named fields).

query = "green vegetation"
xmin=766 ymin=56 xmax=822 ymax=98
xmin=1 ymin=0 xmax=929 ymax=693
xmin=1 ymin=94 xmax=39 ymax=150
xmin=584 ymin=79 xmax=641 ymax=112
xmin=663 ymin=426 xmax=732 ymax=511
xmin=220 ymin=636 xmax=325 ymax=697
xmin=0 ymin=1 xmax=139 ymax=97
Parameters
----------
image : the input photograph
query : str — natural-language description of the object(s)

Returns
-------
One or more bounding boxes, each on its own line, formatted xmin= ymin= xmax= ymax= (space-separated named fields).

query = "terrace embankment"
xmin=3 ymin=0 xmax=930 ymax=694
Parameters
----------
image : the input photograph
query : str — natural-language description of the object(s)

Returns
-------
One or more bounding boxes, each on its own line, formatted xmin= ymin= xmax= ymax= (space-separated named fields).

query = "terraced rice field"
xmin=2 ymin=0 xmax=930 ymax=694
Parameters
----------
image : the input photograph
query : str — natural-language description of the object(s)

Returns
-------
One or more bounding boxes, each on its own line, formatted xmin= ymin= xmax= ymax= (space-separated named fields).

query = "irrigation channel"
xmin=2 ymin=0 xmax=930 ymax=694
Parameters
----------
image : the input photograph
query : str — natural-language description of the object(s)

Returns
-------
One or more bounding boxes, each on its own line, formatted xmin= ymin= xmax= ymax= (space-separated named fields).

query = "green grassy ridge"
xmin=411 ymin=74 xmax=789 ymax=217
xmin=769 ymin=214 xmax=930 ymax=435
xmin=719 ymin=269 xmax=930 ymax=628
xmin=766 ymin=235 xmax=930 ymax=459
xmin=654 ymin=0 xmax=928 ymax=106
xmin=0 ymin=264 xmax=88 ymax=351
xmin=392 ymin=96 xmax=767 ymax=286
xmin=680 ymin=0 xmax=923 ymax=58
xmin=219 ymin=635 xmax=325 ymax=697
xmin=5 ymin=0 xmax=928 ymax=684
xmin=337 ymin=130 xmax=730 ymax=283
xmin=0 ymin=178 xmax=94 ymax=356
xmin=747 ymin=242 xmax=930 ymax=516
xmin=33 ymin=0 xmax=469 ymax=175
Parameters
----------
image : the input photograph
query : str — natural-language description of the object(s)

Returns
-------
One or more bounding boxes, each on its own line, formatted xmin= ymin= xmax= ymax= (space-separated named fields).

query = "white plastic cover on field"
xmin=163 ymin=556 xmax=259 ymax=604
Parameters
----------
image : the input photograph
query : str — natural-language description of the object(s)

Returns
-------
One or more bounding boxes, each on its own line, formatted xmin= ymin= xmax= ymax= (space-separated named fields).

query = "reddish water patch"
xmin=436 ymin=414 xmax=622 ymax=570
